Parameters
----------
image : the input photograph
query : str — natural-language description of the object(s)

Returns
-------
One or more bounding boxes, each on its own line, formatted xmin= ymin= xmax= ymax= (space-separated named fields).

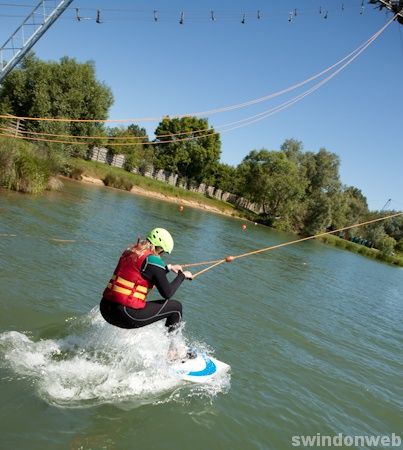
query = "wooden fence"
xmin=89 ymin=147 xmax=263 ymax=213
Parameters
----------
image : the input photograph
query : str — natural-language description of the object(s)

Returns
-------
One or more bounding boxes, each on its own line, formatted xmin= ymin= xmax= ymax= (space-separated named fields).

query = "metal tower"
xmin=381 ymin=198 xmax=392 ymax=211
xmin=369 ymin=0 xmax=403 ymax=24
xmin=0 ymin=0 xmax=74 ymax=84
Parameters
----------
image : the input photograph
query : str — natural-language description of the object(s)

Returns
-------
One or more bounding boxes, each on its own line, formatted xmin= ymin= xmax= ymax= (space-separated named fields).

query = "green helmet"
xmin=147 ymin=228 xmax=174 ymax=254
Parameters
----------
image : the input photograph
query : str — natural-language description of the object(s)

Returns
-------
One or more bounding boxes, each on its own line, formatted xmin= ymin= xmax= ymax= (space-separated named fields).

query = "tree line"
xmin=0 ymin=54 xmax=401 ymax=256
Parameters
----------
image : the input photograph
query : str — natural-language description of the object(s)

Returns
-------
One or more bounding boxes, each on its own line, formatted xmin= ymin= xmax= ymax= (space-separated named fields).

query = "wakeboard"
xmin=171 ymin=352 xmax=230 ymax=383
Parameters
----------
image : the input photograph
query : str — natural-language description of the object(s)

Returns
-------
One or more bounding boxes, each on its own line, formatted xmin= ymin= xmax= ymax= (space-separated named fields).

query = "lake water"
xmin=0 ymin=179 xmax=402 ymax=450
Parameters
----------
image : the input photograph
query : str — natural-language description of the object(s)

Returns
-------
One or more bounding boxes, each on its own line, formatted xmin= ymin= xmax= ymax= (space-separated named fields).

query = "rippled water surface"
xmin=0 ymin=179 xmax=402 ymax=450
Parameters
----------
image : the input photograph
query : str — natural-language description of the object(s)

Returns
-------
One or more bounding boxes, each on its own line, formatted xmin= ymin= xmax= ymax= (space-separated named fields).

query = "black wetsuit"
xmin=100 ymin=255 xmax=186 ymax=332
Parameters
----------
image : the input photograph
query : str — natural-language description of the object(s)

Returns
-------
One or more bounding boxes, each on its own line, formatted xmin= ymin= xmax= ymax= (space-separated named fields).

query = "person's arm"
xmin=141 ymin=255 xmax=187 ymax=299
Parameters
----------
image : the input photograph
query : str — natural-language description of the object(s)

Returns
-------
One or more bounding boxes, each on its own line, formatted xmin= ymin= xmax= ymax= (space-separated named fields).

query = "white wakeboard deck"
xmin=171 ymin=353 xmax=230 ymax=383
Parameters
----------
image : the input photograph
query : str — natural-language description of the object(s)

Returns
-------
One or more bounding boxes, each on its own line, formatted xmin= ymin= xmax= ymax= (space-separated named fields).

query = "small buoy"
xmin=179 ymin=205 xmax=184 ymax=212
xmin=242 ymin=224 xmax=247 ymax=230
xmin=254 ymin=222 xmax=258 ymax=226
xmin=225 ymin=255 xmax=234 ymax=262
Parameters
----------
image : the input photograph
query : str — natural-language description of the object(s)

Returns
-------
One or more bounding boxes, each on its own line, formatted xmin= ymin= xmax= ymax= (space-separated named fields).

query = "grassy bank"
xmin=65 ymin=158 xmax=245 ymax=217
xmin=0 ymin=136 xmax=64 ymax=194
xmin=318 ymin=234 xmax=403 ymax=267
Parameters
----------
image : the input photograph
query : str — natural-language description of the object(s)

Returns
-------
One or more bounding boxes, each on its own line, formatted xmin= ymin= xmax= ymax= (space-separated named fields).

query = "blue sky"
xmin=1 ymin=0 xmax=402 ymax=211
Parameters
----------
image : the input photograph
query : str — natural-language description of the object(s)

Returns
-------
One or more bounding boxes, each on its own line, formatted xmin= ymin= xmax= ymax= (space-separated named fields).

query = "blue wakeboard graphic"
xmin=187 ymin=355 xmax=217 ymax=377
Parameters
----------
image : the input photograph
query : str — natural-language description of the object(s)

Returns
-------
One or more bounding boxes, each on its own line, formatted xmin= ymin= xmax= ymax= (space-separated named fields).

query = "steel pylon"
xmin=0 ymin=0 xmax=74 ymax=84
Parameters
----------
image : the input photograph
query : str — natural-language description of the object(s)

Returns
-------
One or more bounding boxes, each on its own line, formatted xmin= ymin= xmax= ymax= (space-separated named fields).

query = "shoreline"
xmin=67 ymin=175 xmax=246 ymax=221
xmin=57 ymin=176 xmax=403 ymax=268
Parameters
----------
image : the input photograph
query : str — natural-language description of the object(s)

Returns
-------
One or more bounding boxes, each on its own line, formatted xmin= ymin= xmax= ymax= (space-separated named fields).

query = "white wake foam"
xmin=0 ymin=308 xmax=230 ymax=408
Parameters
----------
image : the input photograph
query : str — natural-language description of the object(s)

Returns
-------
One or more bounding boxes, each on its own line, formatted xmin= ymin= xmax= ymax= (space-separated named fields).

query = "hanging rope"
xmin=0 ymin=16 xmax=393 ymax=148
xmin=0 ymin=14 xmax=395 ymax=150
xmin=184 ymin=212 xmax=403 ymax=279
xmin=0 ymin=15 xmax=394 ymax=126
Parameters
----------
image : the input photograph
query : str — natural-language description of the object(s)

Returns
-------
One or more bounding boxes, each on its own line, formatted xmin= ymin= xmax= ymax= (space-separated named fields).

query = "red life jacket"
xmin=103 ymin=247 xmax=154 ymax=309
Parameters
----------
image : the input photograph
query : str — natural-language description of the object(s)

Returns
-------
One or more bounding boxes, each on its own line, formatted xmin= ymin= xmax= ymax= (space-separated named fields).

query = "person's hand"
xmin=168 ymin=264 xmax=183 ymax=273
xmin=182 ymin=270 xmax=193 ymax=280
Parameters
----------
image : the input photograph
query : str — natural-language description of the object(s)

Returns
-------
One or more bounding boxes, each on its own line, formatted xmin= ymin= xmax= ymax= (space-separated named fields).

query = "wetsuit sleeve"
xmin=141 ymin=255 xmax=186 ymax=299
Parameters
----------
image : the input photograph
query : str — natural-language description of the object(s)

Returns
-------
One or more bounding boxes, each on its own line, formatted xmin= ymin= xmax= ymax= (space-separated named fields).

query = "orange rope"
xmin=0 ymin=127 xmax=148 ymax=141
xmin=191 ymin=259 xmax=227 ymax=278
xmin=182 ymin=258 xmax=227 ymax=268
xmin=0 ymin=129 xmax=216 ymax=146
xmin=190 ymin=212 xmax=403 ymax=278
xmin=0 ymin=125 xmax=212 ymax=141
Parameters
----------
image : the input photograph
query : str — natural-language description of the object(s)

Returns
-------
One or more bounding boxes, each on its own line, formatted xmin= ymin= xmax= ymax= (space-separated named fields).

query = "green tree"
xmin=280 ymin=138 xmax=304 ymax=162
xmin=324 ymin=187 xmax=369 ymax=232
xmin=376 ymin=235 xmax=396 ymax=256
xmin=237 ymin=149 xmax=306 ymax=221
xmin=210 ymin=162 xmax=239 ymax=193
xmin=0 ymin=53 xmax=113 ymax=154
xmin=301 ymin=148 xmax=341 ymax=194
xmin=153 ymin=116 xmax=221 ymax=183
xmin=104 ymin=124 xmax=152 ymax=171
xmin=296 ymin=148 xmax=344 ymax=233
xmin=343 ymin=186 xmax=369 ymax=223
xmin=395 ymin=239 xmax=403 ymax=253
xmin=363 ymin=224 xmax=385 ymax=246
xmin=383 ymin=214 xmax=403 ymax=242
xmin=302 ymin=192 xmax=333 ymax=235
xmin=105 ymin=125 xmax=148 ymax=155
xmin=361 ymin=212 xmax=403 ymax=250
xmin=328 ymin=191 xmax=349 ymax=230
